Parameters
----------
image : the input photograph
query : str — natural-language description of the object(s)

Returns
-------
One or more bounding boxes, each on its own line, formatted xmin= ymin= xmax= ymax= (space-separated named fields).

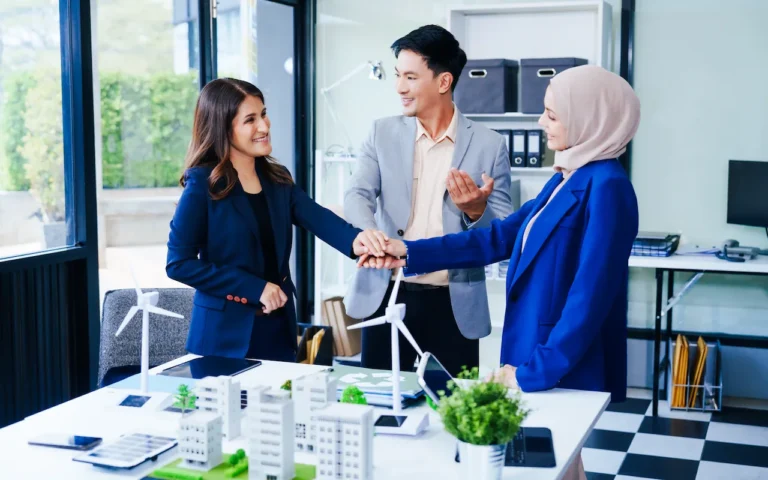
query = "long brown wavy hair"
xmin=180 ymin=78 xmax=293 ymax=200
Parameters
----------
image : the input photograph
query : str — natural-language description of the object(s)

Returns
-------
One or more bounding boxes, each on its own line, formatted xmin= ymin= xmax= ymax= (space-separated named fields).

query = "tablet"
xmin=73 ymin=433 xmax=177 ymax=469
xmin=416 ymin=352 xmax=455 ymax=407
xmin=157 ymin=356 xmax=261 ymax=379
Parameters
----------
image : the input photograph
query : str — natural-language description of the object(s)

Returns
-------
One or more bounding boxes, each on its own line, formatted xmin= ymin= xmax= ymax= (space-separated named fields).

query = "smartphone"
xmin=416 ymin=352 xmax=455 ymax=407
xmin=28 ymin=434 xmax=102 ymax=451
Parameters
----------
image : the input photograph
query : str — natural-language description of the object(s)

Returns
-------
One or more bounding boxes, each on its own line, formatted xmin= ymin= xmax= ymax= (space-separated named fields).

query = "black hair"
xmin=390 ymin=24 xmax=467 ymax=92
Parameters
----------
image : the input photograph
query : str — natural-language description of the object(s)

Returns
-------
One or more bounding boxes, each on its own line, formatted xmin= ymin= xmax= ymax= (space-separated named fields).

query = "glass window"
xmin=93 ymin=0 xmax=199 ymax=295
xmin=0 ymin=1 xmax=69 ymax=258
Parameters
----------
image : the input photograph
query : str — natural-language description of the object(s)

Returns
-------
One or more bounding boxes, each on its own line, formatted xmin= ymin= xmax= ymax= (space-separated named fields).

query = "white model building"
xmin=245 ymin=386 xmax=295 ymax=480
xmin=194 ymin=375 xmax=241 ymax=439
xmin=314 ymin=403 xmax=374 ymax=480
xmin=178 ymin=410 xmax=224 ymax=471
xmin=292 ymin=371 xmax=337 ymax=453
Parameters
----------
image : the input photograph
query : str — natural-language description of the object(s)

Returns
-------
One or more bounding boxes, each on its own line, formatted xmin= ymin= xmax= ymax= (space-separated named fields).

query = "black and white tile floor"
xmin=584 ymin=389 xmax=768 ymax=480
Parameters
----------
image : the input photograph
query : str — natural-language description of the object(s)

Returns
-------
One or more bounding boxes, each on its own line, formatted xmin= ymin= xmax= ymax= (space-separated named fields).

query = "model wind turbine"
xmin=115 ymin=269 xmax=184 ymax=395
xmin=347 ymin=268 xmax=429 ymax=436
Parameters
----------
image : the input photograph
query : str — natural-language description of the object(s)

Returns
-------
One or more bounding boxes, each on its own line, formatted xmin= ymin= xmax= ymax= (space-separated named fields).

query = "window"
xmin=0 ymin=1 xmax=70 ymax=258
xmin=91 ymin=0 xmax=200 ymax=295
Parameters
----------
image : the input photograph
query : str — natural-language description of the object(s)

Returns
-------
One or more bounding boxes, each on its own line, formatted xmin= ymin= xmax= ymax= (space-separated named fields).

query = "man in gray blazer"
xmin=343 ymin=25 xmax=513 ymax=376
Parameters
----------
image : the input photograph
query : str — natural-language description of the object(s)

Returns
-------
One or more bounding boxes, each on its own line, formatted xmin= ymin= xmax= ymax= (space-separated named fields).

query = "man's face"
xmin=394 ymin=49 xmax=451 ymax=117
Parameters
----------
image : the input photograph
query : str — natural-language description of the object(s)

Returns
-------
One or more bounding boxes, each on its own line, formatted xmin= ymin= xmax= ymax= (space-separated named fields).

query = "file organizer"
xmin=667 ymin=336 xmax=723 ymax=412
xmin=632 ymin=233 xmax=680 ymax=257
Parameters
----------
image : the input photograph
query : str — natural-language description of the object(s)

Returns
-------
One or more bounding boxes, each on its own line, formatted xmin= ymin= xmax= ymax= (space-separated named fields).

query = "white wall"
xmin=316 ymin=0 xmax=623 ymax=154
xmin=629 ymin=0 xmax=768 ymax=337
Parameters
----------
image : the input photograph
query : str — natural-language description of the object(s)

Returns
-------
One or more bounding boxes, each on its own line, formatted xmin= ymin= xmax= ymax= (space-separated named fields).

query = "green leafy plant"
xmin=0 ymin=72 xmax=35 ymax=191
xmin=456 ymin=365 xmax=480 ymax=380
xmin=235 ymin=449 xmax=246 ymax=462
xmin=438 ymin=378 xmax=529 ymax=446
xmin=20 ymin=71 xmax=65 ymax=222
xmin=174 ymin=384 xmax=197 ymax=416
xmin=280 ymin=380 xmax=292 ymax=392
xmin=340 ymin=385 xmax=367 ymax=405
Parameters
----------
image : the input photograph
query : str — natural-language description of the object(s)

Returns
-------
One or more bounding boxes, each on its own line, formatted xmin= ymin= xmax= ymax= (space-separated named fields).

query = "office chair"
xmin=98 ymin=288 xmax=193 ymax=388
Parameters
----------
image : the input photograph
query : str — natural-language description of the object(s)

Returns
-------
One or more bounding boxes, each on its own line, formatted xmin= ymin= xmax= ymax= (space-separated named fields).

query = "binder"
xmin=526 ymin=130 xmax=545 ymax=168
xmin=494 ymin=129 xmax=512 ymax=155
xmin=333 ymin=299 xmax=361 ymax=357
xmin=511 ymin=130 xmax=527 ymax=167
xmin=323 ymin=298 xmax=344 ymax=356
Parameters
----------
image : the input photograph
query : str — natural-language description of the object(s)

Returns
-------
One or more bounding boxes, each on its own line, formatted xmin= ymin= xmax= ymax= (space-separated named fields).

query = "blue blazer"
xmin=166 ymin=163 xmax=360 ymax=358
xmin=404 ymin=160 xmax=638 ymax=401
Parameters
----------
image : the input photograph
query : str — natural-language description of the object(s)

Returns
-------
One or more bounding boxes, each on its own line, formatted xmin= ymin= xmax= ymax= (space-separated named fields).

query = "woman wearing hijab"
xmin=362 ymin=65 xmax=641 ymax=398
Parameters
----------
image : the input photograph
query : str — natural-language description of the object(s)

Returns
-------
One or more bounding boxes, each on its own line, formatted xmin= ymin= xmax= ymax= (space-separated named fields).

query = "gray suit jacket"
xmin=343 ymin=111 xmax=514 ymax=340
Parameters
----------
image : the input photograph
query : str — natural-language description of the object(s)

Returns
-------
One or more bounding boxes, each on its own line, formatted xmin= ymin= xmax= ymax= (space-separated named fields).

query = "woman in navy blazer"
xmin=364 ymin=66 xmax=641 ymax=402
xmin=166 ymin=78 xmax=387 ymax=361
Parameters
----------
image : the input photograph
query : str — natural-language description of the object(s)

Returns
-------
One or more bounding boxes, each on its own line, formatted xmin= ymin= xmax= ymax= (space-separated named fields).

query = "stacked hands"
xmin=353 ymin=168 xmax=496 ymax=270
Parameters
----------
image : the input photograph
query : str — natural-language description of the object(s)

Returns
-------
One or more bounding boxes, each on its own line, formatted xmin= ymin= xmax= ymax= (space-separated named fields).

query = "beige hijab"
xmin=550 ymin=65 xmax=641 ymax=173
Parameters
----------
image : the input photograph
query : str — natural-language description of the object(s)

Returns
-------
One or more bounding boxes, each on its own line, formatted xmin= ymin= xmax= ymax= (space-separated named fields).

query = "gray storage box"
xmin=520 ymin=57 xmax=588 ymax=113
xmin=454 ymin=59 xmax=518 ymax=114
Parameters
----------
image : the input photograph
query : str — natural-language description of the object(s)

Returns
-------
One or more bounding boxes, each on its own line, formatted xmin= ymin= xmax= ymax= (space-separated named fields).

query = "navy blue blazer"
xmin=166 ymin=163 xmax=360 ymax=358
xmin=404 ymin=160 xmax=638 ymax=401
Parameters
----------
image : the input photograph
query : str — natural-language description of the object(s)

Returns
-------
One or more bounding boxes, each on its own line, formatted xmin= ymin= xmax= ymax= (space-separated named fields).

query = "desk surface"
xmin=0 ymin=355 xmax=609 ymax=479
xmin=629 ymin=253 xmax=768 ymax=274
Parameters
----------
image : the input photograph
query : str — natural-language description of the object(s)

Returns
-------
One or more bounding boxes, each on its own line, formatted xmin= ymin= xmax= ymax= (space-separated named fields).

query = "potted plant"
xmin=438 ymin=377 xmax=529 ymax=479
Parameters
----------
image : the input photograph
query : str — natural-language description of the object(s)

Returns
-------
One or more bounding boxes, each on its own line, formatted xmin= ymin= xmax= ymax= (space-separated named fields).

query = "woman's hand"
xmin=486 ymin=364 xmax=520 ymax=390
xmin=356 ymin=239 xmax=407 ymax=269
xmin=357 ymin=254 xmax=405 ymax=269
xmin=260 ymin=282 xmax=288 ymax=314
xmin=353 ymin=229 xmax=389 ymax=257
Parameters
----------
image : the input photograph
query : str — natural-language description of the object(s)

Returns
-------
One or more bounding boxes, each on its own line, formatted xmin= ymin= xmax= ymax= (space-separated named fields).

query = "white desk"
xmin=628 ymin=253 xmax=768 ymax=416
xmin=0 ymin=354 xmax=609 ymax=479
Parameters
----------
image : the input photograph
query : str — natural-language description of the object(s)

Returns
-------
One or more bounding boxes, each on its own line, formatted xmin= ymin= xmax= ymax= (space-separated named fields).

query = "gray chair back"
xmin=98 ymin=288 xmax=194 ymax=386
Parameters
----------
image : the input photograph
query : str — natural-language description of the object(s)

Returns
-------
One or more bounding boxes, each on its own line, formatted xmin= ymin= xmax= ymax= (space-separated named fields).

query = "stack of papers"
xmin=328 ymin=365 xmax=424 ymax=409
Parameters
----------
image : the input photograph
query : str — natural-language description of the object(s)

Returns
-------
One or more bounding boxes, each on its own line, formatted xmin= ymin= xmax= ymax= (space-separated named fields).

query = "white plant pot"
xmin=457 ymin=440 xmax=507 ymax=480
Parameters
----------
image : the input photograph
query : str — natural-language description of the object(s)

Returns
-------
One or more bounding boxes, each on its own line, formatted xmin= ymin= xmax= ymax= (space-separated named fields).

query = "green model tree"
xmin=341 ymin=385 xmax=368 ymax=405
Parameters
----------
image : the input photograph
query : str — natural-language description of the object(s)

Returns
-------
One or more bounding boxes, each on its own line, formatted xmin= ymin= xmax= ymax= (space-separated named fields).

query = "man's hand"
xmin=353 ymin=229 xmax=388 ymax=257
xmin=446 ymin=168 xmax=494 ymax=221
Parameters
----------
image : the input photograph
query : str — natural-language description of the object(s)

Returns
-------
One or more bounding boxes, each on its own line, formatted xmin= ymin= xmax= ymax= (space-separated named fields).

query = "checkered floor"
xmin=584 ymin=390 xmax=768 ymax=480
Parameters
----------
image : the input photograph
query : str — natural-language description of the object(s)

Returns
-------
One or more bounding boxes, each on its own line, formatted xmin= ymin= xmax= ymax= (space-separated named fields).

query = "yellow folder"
xmin=688 ymin=337 xmax=708 ymax=408
xmin=672 ymin=334 xmax=683 ymax=407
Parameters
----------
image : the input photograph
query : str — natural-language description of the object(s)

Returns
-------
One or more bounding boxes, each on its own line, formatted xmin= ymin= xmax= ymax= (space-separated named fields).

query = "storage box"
xmin=520 ymin=57 xmax=588 ymax=113
xmin=454 ymin=59 xmax=518 ymax=114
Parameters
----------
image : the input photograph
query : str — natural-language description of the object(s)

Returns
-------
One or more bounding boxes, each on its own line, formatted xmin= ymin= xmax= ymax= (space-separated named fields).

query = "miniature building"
xmin=178 ymin=411 xmax=224 ymax=471
xmin=245 ymin=386 xmax=295 ymax=480
xmin=292 ymin=371 xmax=337 ymax=453
xmin=194 ymin=375 xmax=241 ymax=439
xmin=314 ymin=403 xmax=374 ymax=480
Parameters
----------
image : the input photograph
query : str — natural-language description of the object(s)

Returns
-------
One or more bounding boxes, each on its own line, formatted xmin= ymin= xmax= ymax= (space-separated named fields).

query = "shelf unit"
xmin=312 ymin=150 xmax=358 ymax=325
xmin=313 ymin=3 xmax=614 ymax=343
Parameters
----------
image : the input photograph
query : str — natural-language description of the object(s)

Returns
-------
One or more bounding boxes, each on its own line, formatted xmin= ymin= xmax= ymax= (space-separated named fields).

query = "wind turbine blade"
xmin=394 ymin=318 xmax=423 ymax=357
xmin=347 ymin=316 xmax=388 ymax=330
xmin=146 ymin=305 xmax=184 ymax=319
xmin=129 ymin=266 xmax=143 ymax=300
xmin=115 ymin=306 xmax=140 ymax=336
xmin=388 ymin=268 xmax=404 ymax=307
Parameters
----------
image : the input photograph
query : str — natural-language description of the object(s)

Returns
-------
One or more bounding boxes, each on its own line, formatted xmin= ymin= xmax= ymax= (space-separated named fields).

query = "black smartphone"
xmin=28 ymin=434 xmax=102 ymax=451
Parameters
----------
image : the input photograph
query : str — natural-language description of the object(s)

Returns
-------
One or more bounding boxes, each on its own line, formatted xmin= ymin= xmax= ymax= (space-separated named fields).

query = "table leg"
xmin=652 ymin=268 xmax=663 ymax=417
xmin=663 ymin=270 xmax=675 ymax=400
